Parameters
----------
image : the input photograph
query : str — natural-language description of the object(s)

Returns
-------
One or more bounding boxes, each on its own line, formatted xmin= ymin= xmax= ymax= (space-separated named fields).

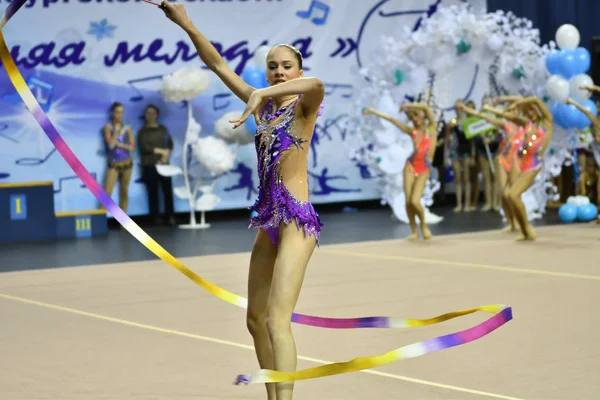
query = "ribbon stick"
xmin=0 ymin=0 xmax=512 ymax=385
xmin=142 ymin=0 xmax=161 ymax=7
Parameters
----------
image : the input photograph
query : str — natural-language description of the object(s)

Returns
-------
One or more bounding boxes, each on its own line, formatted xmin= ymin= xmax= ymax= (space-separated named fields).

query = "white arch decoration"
xmin=349 ymin=3 xmax=569 ymax=223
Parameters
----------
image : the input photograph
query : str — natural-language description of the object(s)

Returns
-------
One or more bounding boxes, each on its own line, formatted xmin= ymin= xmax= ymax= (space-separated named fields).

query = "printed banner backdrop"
xmin=0 ymin=0 xmax=488 ymax=216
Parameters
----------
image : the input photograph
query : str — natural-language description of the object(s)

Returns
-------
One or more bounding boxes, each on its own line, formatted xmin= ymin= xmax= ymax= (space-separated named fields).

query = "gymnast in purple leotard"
xmin=248 ymin=94 xmax=324 ymax=247
xmin=161 ymin=3 xmax=325 ymax=399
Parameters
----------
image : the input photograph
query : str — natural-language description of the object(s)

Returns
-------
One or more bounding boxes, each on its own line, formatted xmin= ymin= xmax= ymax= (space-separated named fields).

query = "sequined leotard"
xmin=498 ymin=122 xmax=524 ymax=173
xmin=516 ymin=122 xmax=547 ymax=173
xmin=249 ymin=96 xmax=323 ymax=247
xmin=407 ymin=129 xmax=434 ymax=176
xmin=107 ymin=123 xmax=133 ymax=171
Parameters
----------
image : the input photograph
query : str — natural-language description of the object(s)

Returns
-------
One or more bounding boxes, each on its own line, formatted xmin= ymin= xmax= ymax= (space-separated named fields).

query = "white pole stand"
xmin=179 ymin=211 xmax=211 ymax=229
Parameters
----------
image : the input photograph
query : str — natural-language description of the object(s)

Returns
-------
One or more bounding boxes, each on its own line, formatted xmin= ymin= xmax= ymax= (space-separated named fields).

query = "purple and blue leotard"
xmin=249 ymin=95 xmax=323 ymax=247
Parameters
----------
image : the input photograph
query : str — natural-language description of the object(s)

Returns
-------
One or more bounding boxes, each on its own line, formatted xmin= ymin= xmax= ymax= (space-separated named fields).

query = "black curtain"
xmin=487 ymin=0 xmax=600 ymax=49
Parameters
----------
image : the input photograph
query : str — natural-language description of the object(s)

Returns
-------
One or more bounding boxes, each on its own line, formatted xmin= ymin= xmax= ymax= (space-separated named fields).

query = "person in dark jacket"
xmin=137 ymin=104 xmax=175 ymax=225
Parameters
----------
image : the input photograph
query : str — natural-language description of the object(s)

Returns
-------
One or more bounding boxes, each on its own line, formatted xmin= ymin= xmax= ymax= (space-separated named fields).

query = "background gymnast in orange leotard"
xmin=363 ymin=102 xmax=438 ymax=240
xmin=460 ymin=97 xmax=528 ymax=233
xmin=501 ymin=97 xmax=553 ymax=240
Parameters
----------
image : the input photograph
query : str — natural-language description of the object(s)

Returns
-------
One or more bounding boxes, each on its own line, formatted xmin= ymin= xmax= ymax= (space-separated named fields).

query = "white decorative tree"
xmin=156 ymin=66 xmax=222 ymax=228
xmin=157 ymin=66 xmax=256 ymax=229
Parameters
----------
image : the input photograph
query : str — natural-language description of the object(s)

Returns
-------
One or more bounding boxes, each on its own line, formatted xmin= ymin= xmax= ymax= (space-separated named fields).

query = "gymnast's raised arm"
xmin=481 ymin=105 xmax=529 ymax=127
xmin=509 ymin=96 xmax=553 ymax=128
xmin=460 ymin=104 xmax=505 ymax=128
xmin=362 ymin=107 xmax=413 ymax=135
xmin=160 ymin=1 xmax=255 ymax=104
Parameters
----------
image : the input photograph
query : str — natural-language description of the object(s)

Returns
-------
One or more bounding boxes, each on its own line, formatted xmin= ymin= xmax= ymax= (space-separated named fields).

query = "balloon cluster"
xmin=240 ymin=45 xmax=271 ymax=134
xmin=544 ymin=24 xmax=597 ymax=129
xmin=558 ymin=196 xmax=598 ymax=223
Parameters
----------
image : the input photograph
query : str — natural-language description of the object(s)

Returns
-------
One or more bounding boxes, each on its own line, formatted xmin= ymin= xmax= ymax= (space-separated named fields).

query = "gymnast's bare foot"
xmin=516 ymin=226 xmax=536 ymax=241
xmin=524 ymin=225 xmax=537 ymax=240
xmin=422 ymin=226 xmax=433 ymax=240
xmin=454 ymin=205 xmax=463 ymax=213
xmin=502 ymin=225 xmax=517 ymax=233
xmin=406 ymin=232 xmax=419 ymax=240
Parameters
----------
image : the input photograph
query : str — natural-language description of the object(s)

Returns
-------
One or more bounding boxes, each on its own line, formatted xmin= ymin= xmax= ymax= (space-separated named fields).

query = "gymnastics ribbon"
xmin=0 ymin=0 xmax=512 ymax=385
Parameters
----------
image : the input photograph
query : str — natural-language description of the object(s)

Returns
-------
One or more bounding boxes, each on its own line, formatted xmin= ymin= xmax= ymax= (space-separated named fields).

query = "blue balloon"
xmin=577 ymin=203 xmax=598 ymax=222
xmin=559 ymin=49 xmax=578 ymax=79
xmin=241 ymin=65 xmax=268 ymax=89
xmin=550 ymin=102 xmax=567 ymax=128
xmin=573 ymin=99 xmax=598 ymax=129
xmin=250 ymin=210 xmax=258 ymax=219
xmin=574 ymin=47 xmax=591 ymax=74
xmin=552 ymin=106 xmax=565 ymax=128
xmin=582 ymin=98 xmax=598 ymax=117
xmin=549 ymin=101 xmax=562 ymax=120
xmin=566 ymin=104 xmax=588 ymax=129
xmin=563 ymin=105 xmax=577 ymax=128
xmin=556 ymin=102 xmax=574 ymax=128
xmin=545 ymin=49 xmax=562 ymax=75
xmin=558 ymin=204 xmax=578 ymax=223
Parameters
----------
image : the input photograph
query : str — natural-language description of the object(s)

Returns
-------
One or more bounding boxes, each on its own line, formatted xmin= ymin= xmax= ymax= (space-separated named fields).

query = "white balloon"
xmin=545 ymin=75 xmax=570 ymax=101
xmin=555 ymin=24 xmax=580 ymax=50
xmin=569 ymin=74 xmax=594 ymax=102
xmin=253 ymin=45 xmax=271 ymax=71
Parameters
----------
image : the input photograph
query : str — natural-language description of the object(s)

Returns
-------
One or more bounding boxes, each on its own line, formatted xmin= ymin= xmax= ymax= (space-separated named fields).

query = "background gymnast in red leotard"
xmin=362 ymin=102 xmax=438 ymax=240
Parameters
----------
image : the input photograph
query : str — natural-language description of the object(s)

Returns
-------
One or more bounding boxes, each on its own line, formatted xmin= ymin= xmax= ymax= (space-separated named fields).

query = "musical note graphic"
xmin=15 ymin=148 xmax=57 ymax=166
xmin=296 ymin=0 xmax=330 ymax=26
xmin=2 ymin=76 xmax=55 ymax=112
xmin=54 ymin=173 xmax=98 ymax=194
xmin=213 ymin=93 xmax=231 ymax=111
xmin=126 ymin=74 xmax=164 ymax=102
xmin=324 ymin=83 xmax=353 ymax=99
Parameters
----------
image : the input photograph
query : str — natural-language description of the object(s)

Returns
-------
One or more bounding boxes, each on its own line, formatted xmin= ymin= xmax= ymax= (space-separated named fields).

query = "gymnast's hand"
xmin=160 ymin=1 xmax=192 ymax=28
xmin=230 ymin=90 xmax=261 ymax=129
xmin=362 ymin=107 xmax=375 ymax=115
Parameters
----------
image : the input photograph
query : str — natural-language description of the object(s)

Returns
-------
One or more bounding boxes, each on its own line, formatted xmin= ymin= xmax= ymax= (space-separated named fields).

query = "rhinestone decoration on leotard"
xmin=516 ymin=122 xmax=547 ymax=173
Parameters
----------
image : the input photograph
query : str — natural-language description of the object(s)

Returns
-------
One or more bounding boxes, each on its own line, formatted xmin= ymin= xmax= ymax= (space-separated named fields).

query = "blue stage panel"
xmin=0 ymin=181 xmax=56 ymax=243
xmin=55 ymin=210 xmax=108 ymax=239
